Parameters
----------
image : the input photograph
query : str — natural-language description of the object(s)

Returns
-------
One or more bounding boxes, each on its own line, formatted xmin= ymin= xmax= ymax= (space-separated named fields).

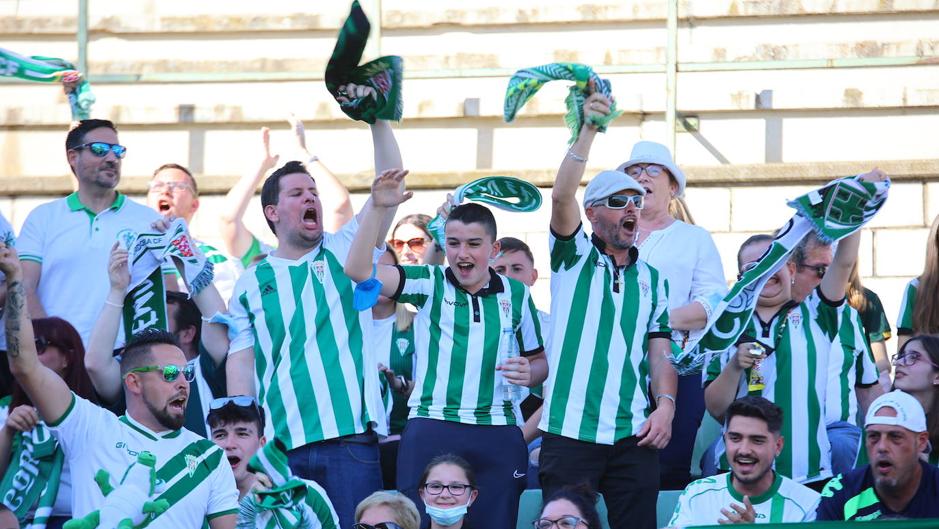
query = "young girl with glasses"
xmin=418 ymin=454 xmax=479 ymax=529
xmin=891 ymin=335 xmax=939 ymax=464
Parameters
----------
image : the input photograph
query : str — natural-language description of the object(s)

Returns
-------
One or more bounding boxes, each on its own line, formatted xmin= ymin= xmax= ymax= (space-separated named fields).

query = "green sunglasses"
xmin=127 ymin=364 xmax=195 ymax=383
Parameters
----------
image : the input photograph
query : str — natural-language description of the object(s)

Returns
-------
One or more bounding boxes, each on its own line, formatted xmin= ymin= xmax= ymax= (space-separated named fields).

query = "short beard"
xmin=732 ymin=462 xmax=772 ymax=486
xmin=145 ymin=397 xmax=185 ymax=431
xmin=595 ymin=219 xmax=634 ymax=250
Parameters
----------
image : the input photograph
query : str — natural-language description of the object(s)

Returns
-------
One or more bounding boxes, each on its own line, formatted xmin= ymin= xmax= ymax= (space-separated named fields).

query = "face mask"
xmin=352 ymin=265 xmax=383 ymax=311
xmin=424 ymin=502 xmax=470 ymax=527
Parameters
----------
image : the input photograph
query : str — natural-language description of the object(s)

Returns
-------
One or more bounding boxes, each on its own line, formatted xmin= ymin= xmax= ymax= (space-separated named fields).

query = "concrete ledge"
xmin=2 ymin=160 xmax=935 ymax=196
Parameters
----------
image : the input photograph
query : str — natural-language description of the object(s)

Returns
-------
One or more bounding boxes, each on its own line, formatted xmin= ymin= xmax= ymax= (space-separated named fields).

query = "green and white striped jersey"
xmin=826 ymin=304 xmax=879 ymax=425
xmin=48 ymin=394 xmax=238 ymax=527
xmin=394 ymin=265 xmax=544 ymax=426
xmin=668 ymin=472 xmax=819 ymax=527
xmin=539 ymin=225 xmax=672 ymax=445
xmin=374 ymin=314 xmax=416 ymax=434
xmin=896 ymin=278 xmax=919 ymax=336
xmin=705 ymin=290 xmax=842 ymax=483
xmin=229 ymin=219 xmax=386 ymax=449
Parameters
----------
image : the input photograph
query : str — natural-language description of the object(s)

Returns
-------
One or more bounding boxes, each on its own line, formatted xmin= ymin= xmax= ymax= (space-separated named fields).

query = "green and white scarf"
xmin=121 ymin=219 xmax=213 ymax=341
xmin=504 ymin=62 xmax=623 ymax=145
xmin=238 ymin=440 xmax=318 ymax=529
xmin=325 ymin=1 xmax=403 ymax=123
xmin=677 ymin=176 xmax=890 ymax=375
xmin=0 ymin=421 xmax=64 ymax=529
xmin=426 ymin=176 xmax=543 ymax=247
xmin=0 ymin=47 xmax=95 ymax=120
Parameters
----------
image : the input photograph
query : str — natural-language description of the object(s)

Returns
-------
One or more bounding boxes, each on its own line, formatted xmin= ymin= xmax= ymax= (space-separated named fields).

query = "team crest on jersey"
xmin=396 ymin=338 xmax=409 ymax=355
xmin=788 ymin=310 xmax=802 ymax=329
xmin=499 ymin=298 xmax=512 ymax=318
xmin=638 ymin=279 xmax=650 ymax=297
xmin=185 ymin=454 xmax=198 ymax=478
xmin=311 ymin=261 xmax=326 ymax=284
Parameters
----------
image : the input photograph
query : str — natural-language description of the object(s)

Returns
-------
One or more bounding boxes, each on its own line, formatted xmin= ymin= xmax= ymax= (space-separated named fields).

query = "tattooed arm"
xmin=0 ymin=243 xmax=73 ymax=424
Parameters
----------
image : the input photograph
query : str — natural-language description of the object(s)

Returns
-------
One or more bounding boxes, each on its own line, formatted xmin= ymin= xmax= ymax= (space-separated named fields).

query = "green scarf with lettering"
xmin=504 ymin=62 xmax=622 ymax=145
xmin=677 ymin=176 xmax=890 ymax=375
xmin=0 ymin=47 xmax=95 ymax=120
xmin=427 ymin=176 xmax=543 ymax=247
xmin=0 ymin=421 xmax=64 ymax=529
xmin=325 ymin=1 xmax=403 ymax=123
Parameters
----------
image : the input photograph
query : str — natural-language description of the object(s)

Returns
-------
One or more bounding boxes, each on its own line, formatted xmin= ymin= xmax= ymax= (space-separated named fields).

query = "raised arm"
xmin=226 ymin=348 xmax=254 ymax=397
xmin=190 ymin=283 xmax=230 ymax=367
xmin=85 ymin=243 xmax=129 ymax=403
xmin=704 ymin=344 xmax=760 ymax=421
xmin=344 ymin=169 xmax=411 ymax=298
xmin=289 ymin=115 xmax=354 ymax=231
xmin=219 ymin=127 xmax=279 ymax=261
xmin=0 ymin=244 xmax=73 ymax=424
xmin=551 ymin=82 xmax=609 ymax=237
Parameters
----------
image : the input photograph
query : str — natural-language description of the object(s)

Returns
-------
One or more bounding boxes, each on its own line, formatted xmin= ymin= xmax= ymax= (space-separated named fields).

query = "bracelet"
xmin=655 ymin=393 xmax=676 ymax=406
xmin=566 ymin=150 xmax=587 ymax=163
xmin=104 ymin=299 xmax=123 ymax=308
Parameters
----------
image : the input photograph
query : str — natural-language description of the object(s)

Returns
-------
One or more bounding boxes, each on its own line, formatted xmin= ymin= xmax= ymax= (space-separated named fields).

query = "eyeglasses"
xmin=533 ymin=516 xmax=589 ymax=529
xmin=796 ymin=263 xmax=828 ymax=279
xmin=592 ymin=194 xmax=644 ymax=210
xmin=353 ymin=523 xmax=404 ymax=529
xmin=389 ymin=237 xmax=428 ymax=253
xmin=891 ymin=350 xmax=939 ymax=369
xmin=624 ymin=164 xmax=665 ymax=178
xmin=422 ymin=482 xmax=473 ymax=496
xmin=71 ymin=142 xmax=127 ymax=159
xmin=148 ymin=181 xmax=194 ymax=194
xmin=127 ymin=364 xmax=195 ymax=382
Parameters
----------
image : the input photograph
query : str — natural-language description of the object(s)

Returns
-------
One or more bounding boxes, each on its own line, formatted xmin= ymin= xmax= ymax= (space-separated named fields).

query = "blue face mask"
xmin=352 ymin=265 xmax=383 ymax=311
xmin=424 ymin=502 xmax=470 ymax=527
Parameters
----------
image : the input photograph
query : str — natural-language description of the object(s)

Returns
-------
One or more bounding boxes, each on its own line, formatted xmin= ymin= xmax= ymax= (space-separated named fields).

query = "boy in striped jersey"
xmin=667 ymin=397 xmax=819 ymax=528
xmin=227 ymin=118 xmax=403 ymax=529
xmin=536 ymin=88 xmax=678 ymax=529
xmin=345 ymin=170 xmax=547 ymax=529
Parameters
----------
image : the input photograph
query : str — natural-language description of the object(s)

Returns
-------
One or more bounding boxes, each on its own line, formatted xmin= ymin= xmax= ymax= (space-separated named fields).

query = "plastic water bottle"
xmin=502 ymin=327 xmax=520 ymax=402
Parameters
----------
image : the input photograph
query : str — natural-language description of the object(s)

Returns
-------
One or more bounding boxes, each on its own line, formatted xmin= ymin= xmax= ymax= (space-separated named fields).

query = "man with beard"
xmin=667 ymin=397 xmax=819 ymax=527
xmin=538 ymin=86 xmax=678 ymax=529
xmin=817 ymin=390 xmax=939 ymax=520
xmin=17 ymin=119 xmax=173 ymax=345
xmin=0 ymin=246 xmax=237 ymax=529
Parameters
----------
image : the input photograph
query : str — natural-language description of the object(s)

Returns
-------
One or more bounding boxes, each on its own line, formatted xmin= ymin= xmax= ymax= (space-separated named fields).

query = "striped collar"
xmin=445 ymin=266 xmax=504 ymax=296
xmin=120 ymin=413 xmax=183 ymax=441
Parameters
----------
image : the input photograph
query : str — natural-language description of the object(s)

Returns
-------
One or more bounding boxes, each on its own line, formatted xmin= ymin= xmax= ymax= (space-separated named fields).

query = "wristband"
xmin=104 ymin=299 xmax=123 ymax=308
xmin=566 ymin=150 xmax=587 ymax=163
xmin=655 ymin=393 xmax=676 ymax=406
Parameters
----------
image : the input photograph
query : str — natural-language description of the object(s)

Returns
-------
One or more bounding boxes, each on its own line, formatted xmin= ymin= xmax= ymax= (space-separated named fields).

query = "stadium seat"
xmin=517 ymin=489 xmax=681 ymax=529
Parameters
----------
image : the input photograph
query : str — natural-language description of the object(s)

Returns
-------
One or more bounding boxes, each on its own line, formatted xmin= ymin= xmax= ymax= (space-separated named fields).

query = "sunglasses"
xmin=148 ymin=181 xmax=194 ymax=194
xmin=624 ymin=164 xmax=665 ymax=178
xmin=353 ymin=523 xmax=404 ymax=529
xmin=533 ymin=516 xmax=589 ymax=529
xmin=891 ymin=350 xmax=939 ymax=369
xmin=127 ymin=364 xmax=195 ymax=382
xmin=592 ymin=194 xmax=644 ymax=210
xmin=389 ymin=237 xmax=428 ymax=253
xmin=796 ymin=263 xmax=828 ymax=279
xmin=71 ymin=142 xmax=127 ymax=159
xmin=34 ymin=336 xmax=56 ymax=354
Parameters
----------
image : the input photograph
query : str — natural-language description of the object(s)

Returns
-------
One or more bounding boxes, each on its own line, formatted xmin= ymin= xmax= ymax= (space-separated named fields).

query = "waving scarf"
xmin=120 ymin=219 xmax=214 ymax=341
xmin=504 ymin=62 xmax=622 ymax=145
xmin=426 ymin=176 xmax=543 ymax=246
xmin=0 ymin=47 xmax=95 ymax=120
xmin=325 ymin=1 xmax=402 ymax=123
xmin=0 ymin=422 xmax=64 ymax=529
xmin=674 ymin=176 xmax=890 ymax=375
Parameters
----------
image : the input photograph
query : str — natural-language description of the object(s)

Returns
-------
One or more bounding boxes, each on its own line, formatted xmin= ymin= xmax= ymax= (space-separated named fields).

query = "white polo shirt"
xmin=49 ymin=394 xmax=238 ymax=527
xmin=18 ymin=192 xmax=162 ymax=345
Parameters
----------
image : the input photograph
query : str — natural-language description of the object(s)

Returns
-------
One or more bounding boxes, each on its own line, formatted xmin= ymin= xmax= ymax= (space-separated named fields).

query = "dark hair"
xmin=896 ymin=335 xmax=939 ymax=457
xmin=419 ymin=454 xmax=477 ymax=489
xmin=65 ymin=119 xmax=117 ymax=151
xmin=725 ymin=396 xmax=784 ymax=435
xmin=447 ymin=203 xmax=497 ymax=241
xmin=496 ymin=237 xmax=534 ymax=265
xmin=119 ymin=328 xmax=181 ymax=377
xmin=737 ymin=233 xmax=774 ymax=269
xmin=207 ymin=402 xmax=266 ymax=435
xmin=790 ymin=231 xmax=829 ymax=266
xmin=260 ymin=161 xmax=312 ymax=235
xmin=540 ymin=484 xmax=601 ymax=529
xmin=153 ymin=163 xmax=198 ymax=195
xmin=393 ymin=214 xmax=433 ymax=241
xmin=167 ymin=291 xmax=202 ymax=349
xmin=10 ymin=317 xmax=98 ymax=409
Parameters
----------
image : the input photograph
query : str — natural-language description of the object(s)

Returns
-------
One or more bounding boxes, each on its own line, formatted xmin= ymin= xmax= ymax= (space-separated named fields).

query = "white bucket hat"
xmin=615 ymin=141 xmax=687 ymax=197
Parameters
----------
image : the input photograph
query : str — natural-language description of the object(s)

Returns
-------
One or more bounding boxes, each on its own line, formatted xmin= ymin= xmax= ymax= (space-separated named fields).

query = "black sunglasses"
xmin=796 ymin=263 xmax=828 ymax=279
xmin=353 ymin=523 xmax=404 ymax=529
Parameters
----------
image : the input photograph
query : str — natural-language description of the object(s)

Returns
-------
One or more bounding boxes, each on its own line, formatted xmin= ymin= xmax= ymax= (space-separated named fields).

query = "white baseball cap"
xmin=615 ymin=141 xmax=687 ymax=197
xmin=865 ymin=390 xmax=927 ymax=433
xmin=582 ymin=170 xmax=645 ymax=209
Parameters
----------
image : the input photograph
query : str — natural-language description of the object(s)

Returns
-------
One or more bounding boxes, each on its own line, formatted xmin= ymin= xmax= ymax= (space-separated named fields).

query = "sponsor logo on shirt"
xmin=443 ymin=298 xmax=468 ymax=308
xmin=115 ymin=441 xmax=142 ymax=458
xmin=260 ymin=282 xmax=276 ymax=296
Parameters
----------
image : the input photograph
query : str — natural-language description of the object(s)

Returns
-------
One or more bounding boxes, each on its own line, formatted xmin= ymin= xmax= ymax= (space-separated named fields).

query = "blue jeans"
xmin=827 ymin=421 xmax=862 ymax=475
xmin=288 ymin=430 xmax=383 ymax=529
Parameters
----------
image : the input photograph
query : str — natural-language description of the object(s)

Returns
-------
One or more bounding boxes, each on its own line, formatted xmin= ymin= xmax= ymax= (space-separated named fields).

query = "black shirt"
xmin=817 ymin=460 xmax=939 ymax=520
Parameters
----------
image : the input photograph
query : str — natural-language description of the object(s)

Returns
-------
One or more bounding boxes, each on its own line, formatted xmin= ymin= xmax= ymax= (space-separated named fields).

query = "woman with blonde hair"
xmin=355 ymin=491 xmax=421 ymax=529
xmin=897 ymin=214 xmax=939 ymax=351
